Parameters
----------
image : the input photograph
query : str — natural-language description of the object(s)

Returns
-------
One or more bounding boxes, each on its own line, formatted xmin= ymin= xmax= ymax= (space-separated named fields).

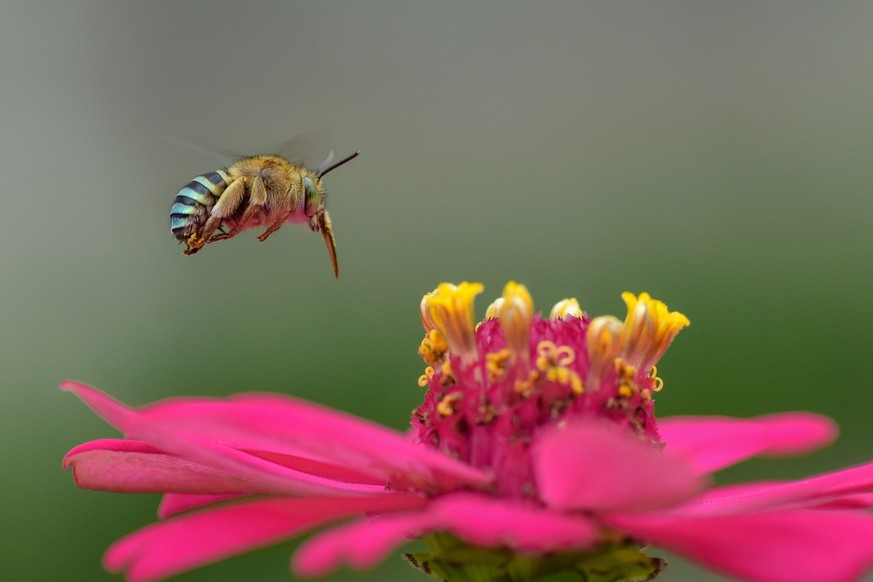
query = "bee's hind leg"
xmin=213 ymin=174 xmax=267 ymax=242
xmin=206 ymin=222 xmax=232 ymax=242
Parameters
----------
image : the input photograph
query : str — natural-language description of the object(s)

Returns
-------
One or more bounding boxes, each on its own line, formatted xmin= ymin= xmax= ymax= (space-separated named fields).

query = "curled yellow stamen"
xmin=649 ymin=365 xmax=664 ymax=392
xmin=417 ymin=366 xmax=436 ymax=388
xmin=549 ymin=298 xmax=583 ymax=320
xmin=535 ymin=341 xmax=583 ymax=395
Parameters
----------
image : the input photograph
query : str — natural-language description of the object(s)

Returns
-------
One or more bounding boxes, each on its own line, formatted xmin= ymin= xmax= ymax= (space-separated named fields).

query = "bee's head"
xmin=303 ymin=175 xmax=325 ymax=217
xmin=305 ymin=150 xmax=359 ymax=217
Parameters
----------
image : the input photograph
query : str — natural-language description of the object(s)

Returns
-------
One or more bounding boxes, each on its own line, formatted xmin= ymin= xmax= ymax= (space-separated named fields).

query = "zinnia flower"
xmin=64 ymin=282 xmax=873 ymax=582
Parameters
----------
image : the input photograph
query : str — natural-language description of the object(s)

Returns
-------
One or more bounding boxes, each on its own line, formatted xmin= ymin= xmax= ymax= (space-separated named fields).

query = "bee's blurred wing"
xmin=317 ymin=150 xmax=335 ymax=175
xmin=164 ymin=135 xmax=243 ymax=165
xmin=275 ymin=129 xmax=330 ymax=166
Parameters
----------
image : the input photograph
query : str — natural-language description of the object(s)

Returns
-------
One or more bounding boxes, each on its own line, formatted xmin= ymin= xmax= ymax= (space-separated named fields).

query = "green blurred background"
xmin=2 ymin=2 xmax=872 ymax=581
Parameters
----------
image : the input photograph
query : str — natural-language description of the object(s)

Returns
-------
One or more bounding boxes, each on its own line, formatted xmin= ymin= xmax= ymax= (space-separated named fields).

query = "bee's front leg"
xmin=257 ymin=210 xmax=294 ymax=242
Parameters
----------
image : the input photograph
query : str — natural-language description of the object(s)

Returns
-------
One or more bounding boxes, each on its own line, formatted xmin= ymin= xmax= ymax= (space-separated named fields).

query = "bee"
xmin=169 ymin=150 xmax=359 ymax=277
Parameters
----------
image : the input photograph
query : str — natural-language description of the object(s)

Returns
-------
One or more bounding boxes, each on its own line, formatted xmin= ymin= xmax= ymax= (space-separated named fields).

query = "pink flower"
xmin=64 ymin=282 xmax=873 ymax=582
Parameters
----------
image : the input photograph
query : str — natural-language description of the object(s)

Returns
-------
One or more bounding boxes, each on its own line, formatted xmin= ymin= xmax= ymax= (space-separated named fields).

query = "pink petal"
xmin=105 ymin=493 xmax=427 ymax=582
xmin=812 ymin=493 xmax=873 ymax=510
xmin=533 ymin=420 xmax=704 ymax=512
xmin=63 ymin=381 xmax=490 ymax=494
xmin=666 ymin=460 xmax=873 ymax=517
xmin=659 ymin=413 xmax=837 ymax=475
xmin=609 ymin=510 xmax=873 ymax=582
xmin=158 ymin=494 xmax=241 ymax=519
xmin=245 ymin=449 xmax=385 ymax=485
xmin=64 ymin=439 xmax=280 ymax=494
xmin=293 ymin=492 xmax=598 ymax=577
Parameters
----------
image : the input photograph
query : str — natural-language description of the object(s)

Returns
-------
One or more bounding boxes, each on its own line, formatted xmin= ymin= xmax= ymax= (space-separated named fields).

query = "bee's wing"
xmin=164 ymin=135 xmax=243 ymax=165
xmin=317 ymin=150 xmax=335 ymax=175
xmin=275 ymin=129 xmax=330 ymax=167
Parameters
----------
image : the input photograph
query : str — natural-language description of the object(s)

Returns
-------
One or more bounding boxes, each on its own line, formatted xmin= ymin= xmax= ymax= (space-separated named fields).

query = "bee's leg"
xmin=199 ymin=216 xmax=230 ymax=242
xmin=257 ymin=211 xmax=294 ymax=241
xmin=260 ymin=179 xmax=305 ymax=241
xmin=199 ymin=178 xmax=248 ymax=243
xmin=214 ymin=175 xmax=267 ymax=242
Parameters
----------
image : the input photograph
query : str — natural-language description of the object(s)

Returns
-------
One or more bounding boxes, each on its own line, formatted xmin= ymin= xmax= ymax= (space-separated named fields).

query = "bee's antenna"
xmin=317 ymin=151 xmax=360 ymax=179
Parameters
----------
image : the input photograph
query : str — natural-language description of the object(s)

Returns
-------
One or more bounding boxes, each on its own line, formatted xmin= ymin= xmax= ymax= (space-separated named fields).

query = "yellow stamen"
xmin=420 ymin=293 xmax=437 ymax=332
xmin=422 ymin=282 xmax=483 ymax=364
xmin=484 ymin=297 xmax=504 ymax=320
xmin=585 ymin=315 xmax=626 ymax=392
xmin=495 ymin=281 xmax=534 ymax=361
xmin=622 ymin=292 xmax=689 ymax=372
xmin=549 ymin=298 xmax=583 ymax=320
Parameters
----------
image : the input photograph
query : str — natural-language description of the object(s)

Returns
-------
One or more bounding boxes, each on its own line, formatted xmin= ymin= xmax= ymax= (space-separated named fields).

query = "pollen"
xmin=514 ymin=369 xmax=539 ymax=396
xmin=419 ymin=329 xmax=448 ymax=366
xmin=486 ymin=349 xmax=513 ymax=382
xmin=440 ymin=360 xmax=456 ymax=386
xmin=614 ymin=359 xmax=638 ymax=398
xmin=437 ymin=392 xmax=462 ymax=416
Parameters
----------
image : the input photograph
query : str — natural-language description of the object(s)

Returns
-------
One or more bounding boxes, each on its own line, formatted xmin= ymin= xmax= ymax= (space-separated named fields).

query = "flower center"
xmin=413 ymin=282 xmax=688 ymax=499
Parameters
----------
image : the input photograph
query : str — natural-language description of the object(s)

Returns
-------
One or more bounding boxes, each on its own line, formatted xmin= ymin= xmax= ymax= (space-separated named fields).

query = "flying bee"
xmin=169 ymin=150 xmax=359 ymax=277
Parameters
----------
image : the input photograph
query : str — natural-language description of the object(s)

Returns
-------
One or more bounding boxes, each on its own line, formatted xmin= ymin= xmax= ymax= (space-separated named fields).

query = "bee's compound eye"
xmin=302 ymin=176 xmax=320 ymax=216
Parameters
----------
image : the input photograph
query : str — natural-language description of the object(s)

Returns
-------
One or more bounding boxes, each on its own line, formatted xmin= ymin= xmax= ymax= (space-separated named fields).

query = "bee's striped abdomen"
xmin=170 ymin=169 xmax=230 ymax=241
